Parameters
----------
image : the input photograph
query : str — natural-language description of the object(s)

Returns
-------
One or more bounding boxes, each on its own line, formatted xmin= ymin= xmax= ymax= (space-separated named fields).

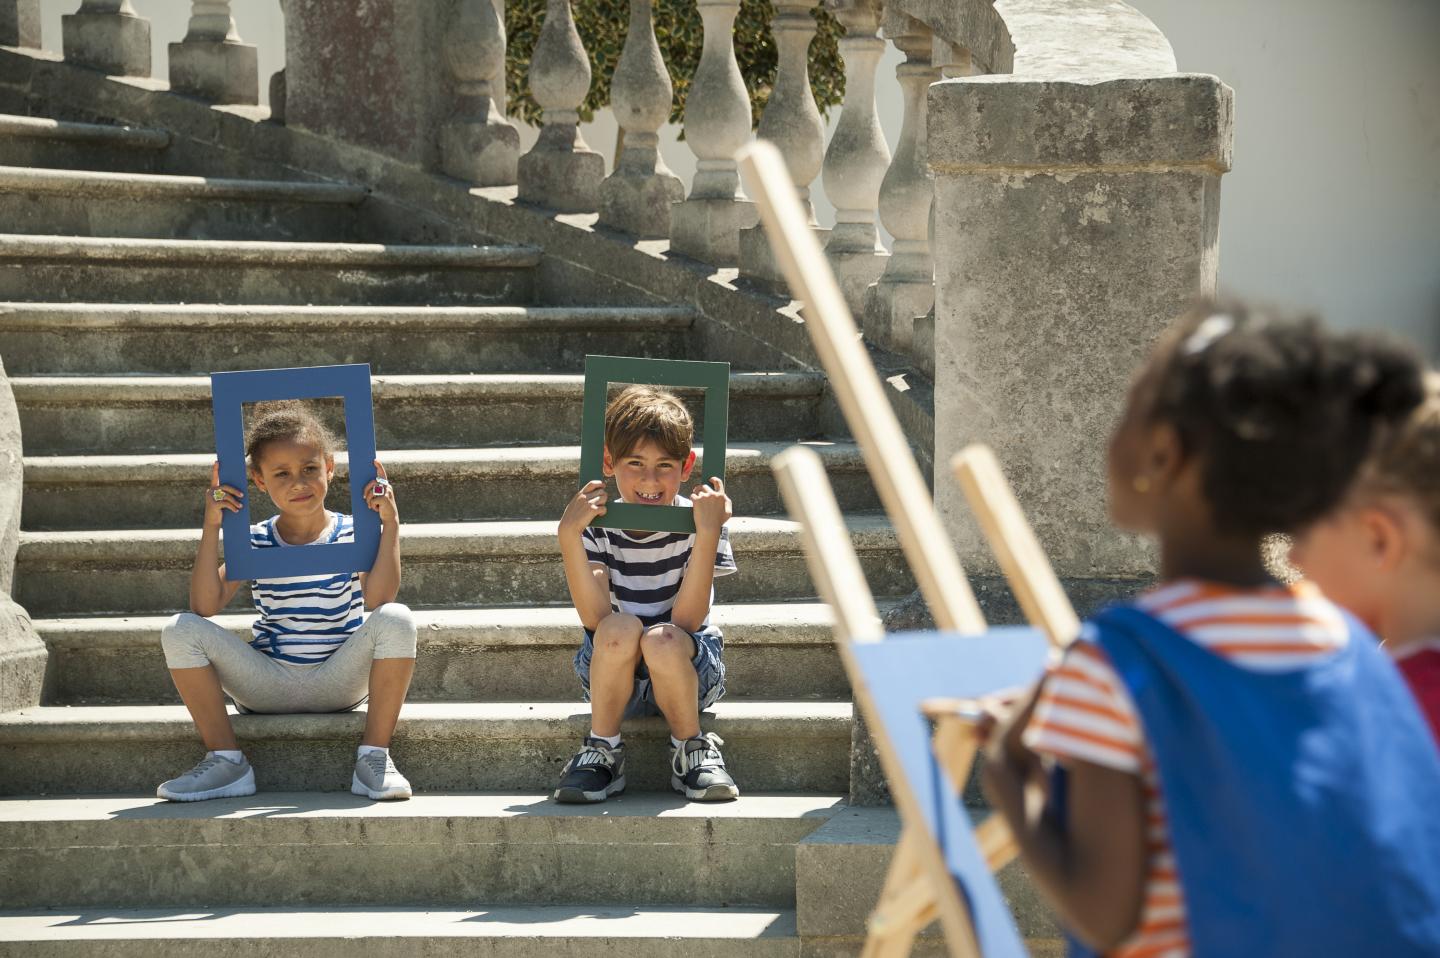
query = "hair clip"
xmin=1183 ymin=313 xmax=1235 ymax=356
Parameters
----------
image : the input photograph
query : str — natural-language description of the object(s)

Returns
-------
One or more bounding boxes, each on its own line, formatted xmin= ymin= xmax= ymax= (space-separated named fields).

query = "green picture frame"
xmin=580 ymin=355 xmax=731 ymax=534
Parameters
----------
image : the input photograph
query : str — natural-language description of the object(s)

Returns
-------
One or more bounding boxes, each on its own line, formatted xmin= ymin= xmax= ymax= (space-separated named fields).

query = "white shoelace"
xmin=361 ymin=751 xmax=398 ymax=780
xmin=682 ymin=733 xmax=726 ymax=772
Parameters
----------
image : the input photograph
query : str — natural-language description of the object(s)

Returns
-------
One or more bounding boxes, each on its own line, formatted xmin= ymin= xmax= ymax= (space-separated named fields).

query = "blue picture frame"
xmin=211 ymin=364 xmax=381 ymax=580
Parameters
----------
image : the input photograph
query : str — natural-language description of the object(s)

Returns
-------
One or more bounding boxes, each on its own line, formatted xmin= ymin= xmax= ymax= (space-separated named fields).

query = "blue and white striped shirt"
xmin=248 ymin=512 xmax=366 ymax=664
xmin=581 ymin=498 xmax=737 ymax=632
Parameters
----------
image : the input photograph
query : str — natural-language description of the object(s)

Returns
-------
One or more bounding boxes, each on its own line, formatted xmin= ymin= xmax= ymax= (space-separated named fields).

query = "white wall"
xmin=1129 ymin=0 xmax=1440 ymax=356
xmin=35 ymin=1 xmax=1440 ymax=355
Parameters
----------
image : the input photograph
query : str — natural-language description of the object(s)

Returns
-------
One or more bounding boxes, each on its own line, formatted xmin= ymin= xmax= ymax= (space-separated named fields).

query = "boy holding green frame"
xmin=554 ymin=370 xmax=740 ymax=804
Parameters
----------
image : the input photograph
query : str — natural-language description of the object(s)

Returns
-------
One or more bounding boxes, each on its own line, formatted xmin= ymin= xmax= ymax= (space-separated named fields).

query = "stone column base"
xmin=0 ymin=594 xmax=45 ymax=713
xmin=62 ymin=11 xmax=151 ymax=78
xmin=168 ymin=39 xmax=258 ymax=105
xmin=864 ymin=276 xmax=933 ymax=353
xmin=599 ymin=169 xmax=685 ymax=240
xmin=670 ymin=196 xmax=758 ymax=266
xmin=1 ymin=0 xmax=39 ymax=48
xmin=737 ymin=222 xmax=829 ymax=291
xmin=441 ymin=116 xmax=521 ymax=187
xmin=825 ymin=244 xmax=888 ymax=317
xmin=518 ymin=148 xmax=606 ymax=214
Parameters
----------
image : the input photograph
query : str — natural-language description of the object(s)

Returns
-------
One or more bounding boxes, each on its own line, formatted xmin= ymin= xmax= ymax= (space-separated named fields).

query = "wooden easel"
xmin=741 ymin=140 xmax=1079 ymax=957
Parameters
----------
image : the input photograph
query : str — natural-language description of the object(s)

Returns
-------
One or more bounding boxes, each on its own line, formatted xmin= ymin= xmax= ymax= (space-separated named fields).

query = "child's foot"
xmin=553 ymin=737 xmax=626 ymax=803
xmin=351 ymin=748 xmax=412 ymax=801
xmin=671 ymin=732 xmax=740 ymax=801
xmin=156 ymin=751 xmax=256 ymax=802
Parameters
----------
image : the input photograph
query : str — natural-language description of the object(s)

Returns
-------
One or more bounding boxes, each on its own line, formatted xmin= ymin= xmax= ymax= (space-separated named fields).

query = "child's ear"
xmin=1145 ymin=421 xmax=1186 ymax=490
xmin=1364 ymin=503 xmax=1411 ymax=573
xmin=325 ymin=453 xmax=335 ymax=481
xmin=249 ymin=468 xmax=266 ymax=493
xmin=602 ymin=447 xmax=615 ymax=478
xmin=681 ymin=450 xmax=696 ymax=481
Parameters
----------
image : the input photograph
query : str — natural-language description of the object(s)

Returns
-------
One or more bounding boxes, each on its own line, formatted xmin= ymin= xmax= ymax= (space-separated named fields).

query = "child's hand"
xmin=690 ymin=477 xmax=732 ymax=536
xmin=203 ymin=461 xmax=244 ymax=530
xmin=363 ymin=459 xmax=399 ymax=527
xmin=559 ymin=480 xmax=608 ymax=536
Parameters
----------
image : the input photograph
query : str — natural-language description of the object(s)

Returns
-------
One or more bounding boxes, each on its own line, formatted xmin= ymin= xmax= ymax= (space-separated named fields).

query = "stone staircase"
xmin=0 ymin=109 xmax=986 ymax=955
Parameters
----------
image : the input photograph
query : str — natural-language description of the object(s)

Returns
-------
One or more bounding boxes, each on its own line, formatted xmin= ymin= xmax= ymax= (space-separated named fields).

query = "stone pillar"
xmin=929 ymin=74 xmax=1233 ymax=587
xmin=441 ymin=0 xmax=520 ymax=186
xmin=598 ymin=0 xmax=684 ymax=239
xmin=62 ymin=0 xmax=150 ymax=78
xmin=0 ymin=356 xmax=45 ymax=714
xmin=284 ymin=0 xmax=448 ymax=170
xmin=821 ymin=0 xmax=890 ymax=316
xmin=738 ymin=0 xmax=827 ymax=289
xmin=670 ymin=0 xmax=757 ymax=266
xmin=168 ymin=1 xmax=258 ymax=105
xmin=1 ymin=0 xmax=39 ymax=48
xmin=518 ymin=0 xmax=605 ymax=212
xmin=864 ymin=13 xmax=938 ymax=353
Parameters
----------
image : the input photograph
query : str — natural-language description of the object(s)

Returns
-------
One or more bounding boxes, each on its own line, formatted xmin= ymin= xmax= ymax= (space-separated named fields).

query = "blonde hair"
xmin=605 ymin=385 xmax=693 ymax=461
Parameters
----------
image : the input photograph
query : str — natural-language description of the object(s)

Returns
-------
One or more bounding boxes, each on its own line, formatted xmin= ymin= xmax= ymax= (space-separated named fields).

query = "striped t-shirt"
xmin=247 ymin=511 xmax=367 ymax=664
xmin=1024 ymin=579 xmax=1351 ymax=958
xmin=581 ymin=498 xmax=737 ymax=631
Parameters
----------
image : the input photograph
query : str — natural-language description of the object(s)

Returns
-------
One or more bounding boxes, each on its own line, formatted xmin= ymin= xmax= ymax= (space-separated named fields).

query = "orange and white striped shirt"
xmin=1023 ymin=579 xmax=1351 ymax=958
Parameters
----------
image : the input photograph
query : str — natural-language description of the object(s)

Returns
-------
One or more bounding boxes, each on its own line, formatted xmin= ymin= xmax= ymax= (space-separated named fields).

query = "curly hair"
xmin=244 ymin=400 xmax=340 ymax=469
xmin=1143 ymin=298 xmax=1425 ymax=537
xmin=1356 ymin=373 xmax=1440 ymax=532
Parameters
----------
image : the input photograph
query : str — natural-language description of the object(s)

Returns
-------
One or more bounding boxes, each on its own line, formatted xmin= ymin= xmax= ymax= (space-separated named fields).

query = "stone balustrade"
xmin=32 ymin=0 xmax=1222 ymax=425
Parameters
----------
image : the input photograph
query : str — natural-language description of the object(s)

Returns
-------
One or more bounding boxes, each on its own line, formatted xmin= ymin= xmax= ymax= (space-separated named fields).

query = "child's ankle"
xmin=589 ymin=730 xmax=622 ymax=748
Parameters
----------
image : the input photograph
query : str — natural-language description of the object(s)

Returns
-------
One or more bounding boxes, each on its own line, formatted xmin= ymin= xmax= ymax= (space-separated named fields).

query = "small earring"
xmin=1132 ymin=475 xmax=1152 ymax=494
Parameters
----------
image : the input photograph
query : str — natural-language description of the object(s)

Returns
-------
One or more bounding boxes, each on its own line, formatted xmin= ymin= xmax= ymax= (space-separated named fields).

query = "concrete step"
xmin=0 ymin=905 xmax=799 ymax=957
xmin=21 ymin=441 xmax=875 ymax=530
xmin=38 ymin=601 xmax=874 ymax=705
xmin=14 ymin=514 xmax=912 ymax=617
xmin=0 ymin=791 xmax=843 ymax=907
xmin=0 ymin=702 xmax=853 ymax=796
xmin=0 ymin=166 xmax=367 ymax=241
xmin=0 ymin=113 xmax=169 ymax=173
xmin=0 ymin=302 xmax=698 ymax=375
xmin=11 ymin=372 xmax=825 ymax=455
xmin=0 ymin=234 xmax=540 ymax=305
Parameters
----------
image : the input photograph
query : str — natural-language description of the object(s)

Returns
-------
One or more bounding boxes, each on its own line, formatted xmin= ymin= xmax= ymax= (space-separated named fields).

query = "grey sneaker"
xmin=156 ymin=752 xmax=256 ymax=802
xmin=351 ymin=748 xmax=412 ymax=800
xmin=553 ymin=737 xmax=626 ymax=803
xmin=671 ymin=732 xmax=739 ymax=801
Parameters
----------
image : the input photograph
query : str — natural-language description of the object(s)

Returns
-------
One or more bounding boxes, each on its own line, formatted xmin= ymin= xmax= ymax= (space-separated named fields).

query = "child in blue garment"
xmin=982 ymin=301 xmax=1440 ymax=957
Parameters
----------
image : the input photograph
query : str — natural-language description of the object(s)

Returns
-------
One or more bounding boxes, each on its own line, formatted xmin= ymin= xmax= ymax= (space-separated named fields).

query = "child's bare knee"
xmin=593 ymin=613 xmax=643 ymax=656
xmin=640 ymin=624 xmax=694 ymax=666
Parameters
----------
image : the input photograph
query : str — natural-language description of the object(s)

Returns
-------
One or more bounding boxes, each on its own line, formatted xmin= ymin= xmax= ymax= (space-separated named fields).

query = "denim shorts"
xmin=573 ymin=624 xmax=727 ymax=719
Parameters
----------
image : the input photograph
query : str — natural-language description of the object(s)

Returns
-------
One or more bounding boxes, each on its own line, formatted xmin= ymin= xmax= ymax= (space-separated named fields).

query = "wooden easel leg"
xmin=863 ymin=827 xmax=937 ymax=958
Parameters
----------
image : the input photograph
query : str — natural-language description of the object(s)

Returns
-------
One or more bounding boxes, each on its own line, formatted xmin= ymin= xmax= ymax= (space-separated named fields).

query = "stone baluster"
xmin=1 ymin=1 xmax=40 ymax=48
xmin=598 ymin=0 xmax=683 ymax=238
xmin=168 ymin=1 xmax=257 ymax=105
xmin=739 ymin=0 xmax=827 ymax=287
xmin=866 ymin=13 xmax=939 ymax=353
xmin=670 ymin=0 xmax=757 ymax=265
xmin=62 ymin=0 xmax=150 ymax=77
xmin=441 ymin=0 xmax=520 ymax=186
xmin=821 ymin=0 xmax=890 ymax=315
xmin=518 ymin=0 xmax=604 ymax=212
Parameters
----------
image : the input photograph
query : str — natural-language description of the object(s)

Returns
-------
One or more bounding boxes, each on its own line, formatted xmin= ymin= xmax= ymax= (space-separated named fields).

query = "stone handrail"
xmin=0 ymin=355 xmax=46 ymax=714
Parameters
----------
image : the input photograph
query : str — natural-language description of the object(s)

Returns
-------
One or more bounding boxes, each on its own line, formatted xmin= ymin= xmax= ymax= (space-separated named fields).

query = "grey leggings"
xmin=160 ymin=603 xmax=417 ymax=714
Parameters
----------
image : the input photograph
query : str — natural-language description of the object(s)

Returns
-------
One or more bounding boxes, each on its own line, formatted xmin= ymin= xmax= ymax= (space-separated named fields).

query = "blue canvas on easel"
xmin=852 ymin=628 xmax=1051 ymax=958
xmin=211 ymin=364 xmax=380 ymax=580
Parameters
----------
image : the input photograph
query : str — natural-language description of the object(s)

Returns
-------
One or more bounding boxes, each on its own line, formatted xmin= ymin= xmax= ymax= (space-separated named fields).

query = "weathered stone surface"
xmin=0 ymin=0 xmax=39 ymax=48
xmin=0 ymin=354 xmax=43 ymax=713
xmin=0 ymin=791 xmax=842 ymax=905
xmin=0 ymin=906 xmax=800 ymax=958
xmin=0 ymin=113 xmax=168 ymax=172
xmin=928 ymin=73 xmax=1232 ymax=582
xmin=168 ymin=38 xmax=259 ymax=106
xmin=284 ymin=0 xmax=446 ymax=169
xmin=61 ymin=7 xmax=150 ymax=78
xmin=0 ymin=702 xmax=853 ymax=796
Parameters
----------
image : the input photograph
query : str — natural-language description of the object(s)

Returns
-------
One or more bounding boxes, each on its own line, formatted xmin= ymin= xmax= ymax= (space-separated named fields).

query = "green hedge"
xmin=504 ymin=0 xmax=846 ymax=133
